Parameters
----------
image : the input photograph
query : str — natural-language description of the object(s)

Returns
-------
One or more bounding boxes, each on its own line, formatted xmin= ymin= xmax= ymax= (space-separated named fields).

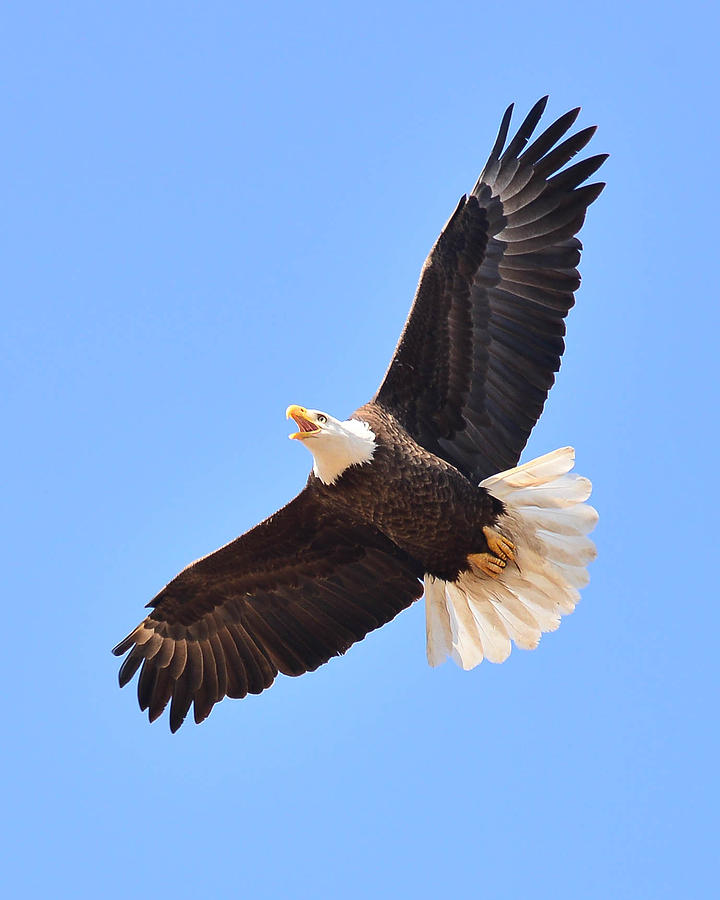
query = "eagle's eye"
xmin=317 ymin=414 xmax=327 ymax=424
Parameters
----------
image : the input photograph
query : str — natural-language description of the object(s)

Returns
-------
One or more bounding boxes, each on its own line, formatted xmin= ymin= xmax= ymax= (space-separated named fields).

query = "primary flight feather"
xmin=114 ymin=97 xmax=606 ymax=731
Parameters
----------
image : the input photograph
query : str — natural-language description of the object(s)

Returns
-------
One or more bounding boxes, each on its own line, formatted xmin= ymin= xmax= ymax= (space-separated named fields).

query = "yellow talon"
xmin=482 ymin=526 xmax=516 ymax=562
xmin=468 ymin=552 xmax=506 ymax=579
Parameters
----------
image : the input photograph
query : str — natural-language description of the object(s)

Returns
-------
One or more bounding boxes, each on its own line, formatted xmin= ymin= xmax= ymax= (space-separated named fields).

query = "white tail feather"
xmin=501 ymin=475 xmax=592 ymax=509
xmin=536 ymin=530 xmax=597 ymax=566
xmin=553 ymin=562 xmax=591 ymax=589
xmin=446 ymin=583 xmax=486 ymax=670
xmin=483 ymin=581 xmax=541 ymax=650
xmin=519 ymin=504 xmax=598 ymax=536
xmin=425 ymin=447 xmax=597 ymax=669
xmin=480 ymin=446 xmax=575 ymax=491
xmin=425 ymin=576 xmax=453 ymax=667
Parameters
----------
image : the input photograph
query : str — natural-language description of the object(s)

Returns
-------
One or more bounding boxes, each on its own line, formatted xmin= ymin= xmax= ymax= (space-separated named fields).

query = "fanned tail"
xmin=425 ymin=447 xmax=597 ymax=669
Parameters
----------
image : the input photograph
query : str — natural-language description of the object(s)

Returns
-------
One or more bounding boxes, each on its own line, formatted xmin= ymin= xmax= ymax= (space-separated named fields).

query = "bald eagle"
xmin=114 ymin=97 xmax=606 ymax=731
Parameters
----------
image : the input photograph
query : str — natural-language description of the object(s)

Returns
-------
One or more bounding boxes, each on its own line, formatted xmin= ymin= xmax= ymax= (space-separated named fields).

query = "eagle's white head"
xmin=286 ymin=405 xmax=377 ymax=486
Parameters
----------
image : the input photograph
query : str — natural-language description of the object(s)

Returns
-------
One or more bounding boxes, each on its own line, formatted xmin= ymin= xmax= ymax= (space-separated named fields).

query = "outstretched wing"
xmin=113 ymin=488 xmax=423 ymax=731
xmin=374 ymin=97 xmax=606 ymax=483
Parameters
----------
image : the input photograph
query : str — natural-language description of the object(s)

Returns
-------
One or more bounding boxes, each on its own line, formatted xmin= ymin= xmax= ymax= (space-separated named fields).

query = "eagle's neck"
xmin=311 ymin=418 xmax=377 ymax=486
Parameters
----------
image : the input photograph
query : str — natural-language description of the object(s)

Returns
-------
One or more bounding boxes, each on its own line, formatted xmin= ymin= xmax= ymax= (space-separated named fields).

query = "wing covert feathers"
xmin=375 ymin=99 xmax=606 ymax=483
xmin=425 ymin=448 xmax=597 ymax=669
xmin=114 ymin=491 xmax=423 ymax=730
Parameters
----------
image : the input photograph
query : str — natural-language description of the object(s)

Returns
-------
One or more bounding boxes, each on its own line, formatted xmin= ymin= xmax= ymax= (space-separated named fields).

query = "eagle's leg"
xmin=467 ymin=528 xmax=516 ymax=579
xmin=468 ymin=552 xmax=506 ymax=578
xmin=482 ymin=526 xmax=515 ymax=562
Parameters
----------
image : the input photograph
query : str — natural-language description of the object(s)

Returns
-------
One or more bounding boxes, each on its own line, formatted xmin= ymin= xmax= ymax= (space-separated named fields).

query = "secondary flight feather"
xmin=114 ymin=97 xmax=606 ymax=731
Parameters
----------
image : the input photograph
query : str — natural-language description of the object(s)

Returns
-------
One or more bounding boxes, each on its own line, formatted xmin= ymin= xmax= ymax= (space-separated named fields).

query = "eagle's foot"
xmin=482 ymin=526 xmax=515 ymax=562
xmin=468 ymin=552 xmax=506 ymax=579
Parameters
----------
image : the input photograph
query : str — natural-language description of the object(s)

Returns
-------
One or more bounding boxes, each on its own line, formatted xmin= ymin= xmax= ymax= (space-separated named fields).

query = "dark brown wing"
xmin=374 ymin=97 xmax=607 ymax=483
xmin=113 ymin=488 xmax=423 ymax=731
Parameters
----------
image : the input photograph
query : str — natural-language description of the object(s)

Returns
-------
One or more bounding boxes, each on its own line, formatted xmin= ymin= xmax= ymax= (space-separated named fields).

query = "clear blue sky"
xmin=3 ymin=2 xmax=718 ymax=898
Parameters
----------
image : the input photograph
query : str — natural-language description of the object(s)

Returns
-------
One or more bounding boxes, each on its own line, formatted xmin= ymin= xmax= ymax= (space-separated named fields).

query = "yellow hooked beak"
xmin=286 ymin=405 xmax=321 ymax=440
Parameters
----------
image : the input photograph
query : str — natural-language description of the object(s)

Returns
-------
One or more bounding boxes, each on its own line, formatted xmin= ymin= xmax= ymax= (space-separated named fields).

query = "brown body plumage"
xmin=322 ymin=403 xmax=502 ymax=581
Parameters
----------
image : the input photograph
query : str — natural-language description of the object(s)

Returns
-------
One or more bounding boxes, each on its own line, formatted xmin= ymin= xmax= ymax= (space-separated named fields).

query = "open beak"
xmin=286 ymin=405 xmax=320 ymax=440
